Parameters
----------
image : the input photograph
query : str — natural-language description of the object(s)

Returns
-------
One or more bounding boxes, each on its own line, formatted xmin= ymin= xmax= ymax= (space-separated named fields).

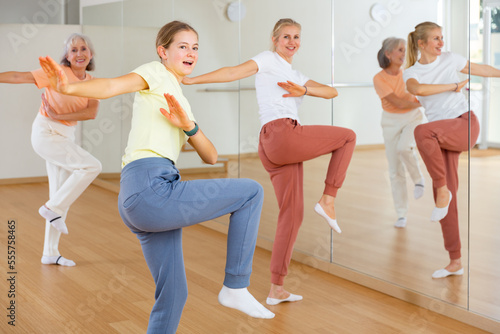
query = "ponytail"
xmin=405 ymin=32 xmax=419 ymax=68
xmin=405 ymin=21 xmax=441 ymax=69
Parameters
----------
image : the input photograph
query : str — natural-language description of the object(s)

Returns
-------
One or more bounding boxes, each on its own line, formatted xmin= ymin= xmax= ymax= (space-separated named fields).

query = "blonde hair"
xmin=271 ymin=18 xmax=301 ymax=51
xmin=156 ymin=21 xmax=198 ymax=58
xmin=406 ymin=21 xmax=441 ymax=68
xmin=377 ymin=37 xmax=405 ymax=69
xmin=60 ymin=33 xmax=95 ymax=71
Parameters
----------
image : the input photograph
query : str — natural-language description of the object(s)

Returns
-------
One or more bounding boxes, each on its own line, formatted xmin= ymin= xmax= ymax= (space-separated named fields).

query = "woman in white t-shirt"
xmin=403 ymin=21 xmax=500 ymax=278
xmin=184 ymin=18 xmax=356 ymax=305
xmin=40 ymin=21 xmax=274 ymax=333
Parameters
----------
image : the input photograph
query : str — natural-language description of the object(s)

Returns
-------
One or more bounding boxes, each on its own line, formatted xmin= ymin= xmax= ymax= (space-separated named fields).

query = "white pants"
xmin=381 ymin=108 xmax=424 ymax=218
xmin=31 ymin=114 xmax=102 ymax=256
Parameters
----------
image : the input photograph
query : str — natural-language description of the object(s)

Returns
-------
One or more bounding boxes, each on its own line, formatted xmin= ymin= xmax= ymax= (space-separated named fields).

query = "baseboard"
xmin=0 ymin=176 xmax=48 ymax=185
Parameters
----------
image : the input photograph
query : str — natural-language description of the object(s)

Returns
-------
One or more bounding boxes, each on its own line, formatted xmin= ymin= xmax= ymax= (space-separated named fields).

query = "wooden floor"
xmin=0 ymin=180 xmax=491 ymax=333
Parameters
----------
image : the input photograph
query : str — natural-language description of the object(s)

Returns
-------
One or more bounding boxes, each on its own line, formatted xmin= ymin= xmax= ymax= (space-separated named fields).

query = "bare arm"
xmin=383 ymin=93 xmax=421 ymax=110
xmin=461 ymin=61 xmax=500 ymax=77
xmin=183 ymin=60 xmax=258 ymax=85
xmin=278 ymin=79 xmax=338 ymax=99
xmin=39 ymin=56 xmax=148 ymax=99
xmin=160 ymin=94 xmax=217 ymax=165
xmin=406 ymin=78 xmax=468 ymax=96
xmin=0 ymin=71 xmax=36 ymax=84
xmin=42 ymin=94 xmax=100 ymax=121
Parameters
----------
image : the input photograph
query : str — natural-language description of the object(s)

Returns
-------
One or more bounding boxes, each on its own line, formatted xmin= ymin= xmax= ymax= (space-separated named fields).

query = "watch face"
xmin=227 ymin=2 xmax=246 ymax=22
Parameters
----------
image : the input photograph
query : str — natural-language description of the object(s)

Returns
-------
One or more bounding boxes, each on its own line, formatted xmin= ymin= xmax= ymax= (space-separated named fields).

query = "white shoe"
xmin=266 ymin=293 xmax=303 ymax=305
xmin=394 ymin=217 xmax=407 ymax=228
xmin=432 ymin=268 xmax=464 ymax=278
xmin=430 ymin=191 xmax=452 ymax=222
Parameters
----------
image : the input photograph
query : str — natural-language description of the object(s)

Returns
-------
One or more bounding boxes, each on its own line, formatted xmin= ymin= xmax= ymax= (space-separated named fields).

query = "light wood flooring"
xmin=0 ymin=163 xmax=495 ymax=333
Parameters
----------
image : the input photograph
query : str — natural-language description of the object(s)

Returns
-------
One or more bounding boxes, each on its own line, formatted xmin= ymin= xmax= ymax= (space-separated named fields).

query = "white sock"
xmin=394 ymin=217 xmax=407 ymax=228
xmin=414 ymin=183 xmax=425 ymax=199
xmin=39 ymin=205 xmax=68 ymax=234
xmin=314 ymin=203 xmax=341 ymax=233
xmin=41 ymin=255 xmax=75 ymax=266
xmin=218 ymin=286 xmax=275 ymax=319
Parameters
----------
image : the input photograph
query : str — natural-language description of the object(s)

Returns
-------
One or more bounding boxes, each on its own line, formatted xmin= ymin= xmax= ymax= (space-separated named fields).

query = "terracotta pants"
xmin=414 ymin=111 xmax=479 ymax=260
xmin=258 ymin=118 xmax=356 ymax=285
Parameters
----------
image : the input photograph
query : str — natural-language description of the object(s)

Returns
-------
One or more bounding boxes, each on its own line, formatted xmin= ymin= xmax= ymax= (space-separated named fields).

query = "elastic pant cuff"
xmin=324 ymin=184 xmax=339 ymax=198
xmin=223 ymin=273 xmax=250 ymax=289
xmin=271 ymin=273 xmax=286 ymax=286
xmin=433 ymin=178 xmax=447 ymax=189
xmin=449 ymin=250 xmax=461 ymax=260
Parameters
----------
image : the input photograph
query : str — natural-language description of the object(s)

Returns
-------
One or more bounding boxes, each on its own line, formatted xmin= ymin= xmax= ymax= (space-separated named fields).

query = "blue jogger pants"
xmin=118 ymin=157 xmax=263 ymax=334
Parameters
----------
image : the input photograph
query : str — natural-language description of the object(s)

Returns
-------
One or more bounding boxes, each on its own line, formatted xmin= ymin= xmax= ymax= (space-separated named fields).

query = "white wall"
xmin=0 ymin=0 xmax=472 ymax=179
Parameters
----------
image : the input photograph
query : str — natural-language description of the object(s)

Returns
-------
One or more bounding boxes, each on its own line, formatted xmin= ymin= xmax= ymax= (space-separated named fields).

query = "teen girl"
xmin=39 ymin=21 xmax=274 ymax=333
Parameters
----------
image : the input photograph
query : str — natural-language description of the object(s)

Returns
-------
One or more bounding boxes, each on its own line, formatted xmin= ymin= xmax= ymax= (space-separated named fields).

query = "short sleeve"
xmin=373 ymin=74 xmax=392 ymax=99
xmin=131 ymin=62 xmax=164 ymax=93
xmin=451 ymin=52 xmax=467 ymax=72
xmin=31 ymin=68 xmax=49 ymax=89
xmin=402 ymin=67 xmax=417 ymax=83
xmin=251 ymin=51 xmax=274 ymax=73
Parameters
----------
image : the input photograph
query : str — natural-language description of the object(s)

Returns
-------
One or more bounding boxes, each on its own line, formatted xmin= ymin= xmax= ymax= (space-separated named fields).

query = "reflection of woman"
xmin=373 ymin=38 xmax=425 ymax=228
xmin=40 ymin=21 xmax=274 ymax=334
xmin=404 ymin=22 xmax=500 ymax=278
xmin=184 ymin=18 xmax=356 ymax=305
xmin=0 ymin=33 xmax=101 ymax=267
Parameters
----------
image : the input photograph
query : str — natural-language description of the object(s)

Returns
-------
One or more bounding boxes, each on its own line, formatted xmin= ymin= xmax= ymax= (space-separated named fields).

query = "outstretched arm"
xmin=0 ymin=71 xmax=36 ymax=84
xmin=183 ymin=60 xmax=258 ymax=85
xmin=406 ymin=78 xmax=468 ymax=96
xmin=383 ymin=93 xmax=421 ymax=110
xmin=461 ymin=61 xmax=500 ymax=78
xmin=39 ymin=56 xmax=148 ymax=99
xmin=278 ymin=79 xmax=338 ymax=99
xmin=160 ymin=94 xmax=218 ymax=165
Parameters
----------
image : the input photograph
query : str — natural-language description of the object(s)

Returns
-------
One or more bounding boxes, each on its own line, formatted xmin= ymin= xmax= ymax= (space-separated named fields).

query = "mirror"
xmin=3 ymin=0 xmax=499 ymax=325
xmin=469 ymin=0 xmax=500 ymax=320
xmin=330 ymin=0 xmax=470 ymax=308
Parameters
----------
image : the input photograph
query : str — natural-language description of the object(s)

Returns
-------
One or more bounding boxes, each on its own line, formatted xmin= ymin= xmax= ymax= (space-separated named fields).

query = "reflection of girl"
xmin=40 ymin=21 xmax=274 ymax=334
xmin=184 ymin=18 xmax=356 ymax=305
xmin=404 ymin=22 xmax=500 ymax=278
xmin=373 ymin=38 xmax=425 ymax=228
xmin=0 ymin=33 xmax=101 ymax=267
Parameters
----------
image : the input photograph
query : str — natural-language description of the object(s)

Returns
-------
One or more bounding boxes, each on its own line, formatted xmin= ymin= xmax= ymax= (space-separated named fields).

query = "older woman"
xmin=373 ymin=37 xmax=425 ymax=228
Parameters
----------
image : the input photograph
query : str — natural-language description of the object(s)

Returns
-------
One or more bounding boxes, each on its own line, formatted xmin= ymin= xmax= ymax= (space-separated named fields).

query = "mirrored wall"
xmin=77 ymin=0 xmax=499 ymax=324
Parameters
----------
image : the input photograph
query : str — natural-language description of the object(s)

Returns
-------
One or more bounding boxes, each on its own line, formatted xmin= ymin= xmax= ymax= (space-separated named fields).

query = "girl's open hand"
xmin=277 ymin=80 xmax=306 ymax=97
xmin=39 ymin=56 xmax=69 ymax=94
xmin=160 ymin=93 xmax=195 ymax=131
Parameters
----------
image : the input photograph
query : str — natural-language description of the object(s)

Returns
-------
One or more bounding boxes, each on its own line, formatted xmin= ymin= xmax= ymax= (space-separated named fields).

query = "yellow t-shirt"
xmin=31 ymin=67 xmax=94 ymax=126
xmin=121 ymin=61 xmax=195 ymax=167
xmin=373 ymin=69 xmax=418 ymax=114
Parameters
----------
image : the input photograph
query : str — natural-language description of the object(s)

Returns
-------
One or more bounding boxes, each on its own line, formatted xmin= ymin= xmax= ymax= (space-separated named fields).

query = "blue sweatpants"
xmin=118 ymin=157 xmax=264 ymax=334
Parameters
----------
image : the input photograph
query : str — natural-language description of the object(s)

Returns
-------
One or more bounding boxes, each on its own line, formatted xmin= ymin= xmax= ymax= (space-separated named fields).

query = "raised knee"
xmin=413 ymin=124 xmax=427 ymax=141
xmin=347 ymin=129 xmax=357 ymax=143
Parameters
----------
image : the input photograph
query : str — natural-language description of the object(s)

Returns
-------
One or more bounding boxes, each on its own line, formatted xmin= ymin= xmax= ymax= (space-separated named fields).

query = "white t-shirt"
xmin=122 ymin=61 xmax=195 ymax=167
xmin=251 ymin=51 xmax=309 ymax=127
xmin=403 ymin=52 xmax=468 ymax=122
